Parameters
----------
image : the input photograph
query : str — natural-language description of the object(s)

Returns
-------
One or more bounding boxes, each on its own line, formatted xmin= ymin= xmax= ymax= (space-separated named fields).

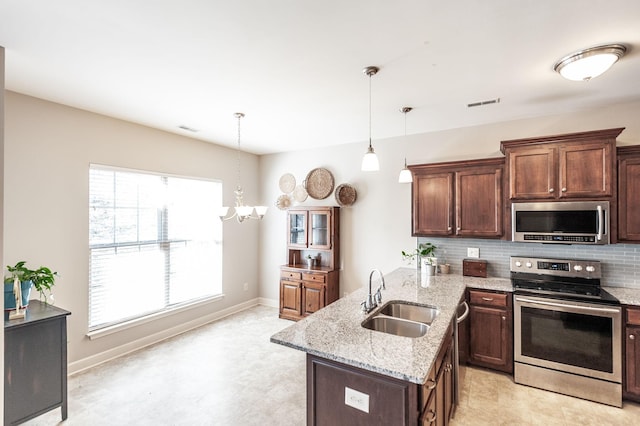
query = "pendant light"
xmin=398 ymin=107 xmax=413 ymax=183
xmin=219 ymin=113 xmax=268 ymax=223
xmin=361 ymin=66 xmax=380 ymax=171
xmin=554 ymin=44 xmax=626 ymax=81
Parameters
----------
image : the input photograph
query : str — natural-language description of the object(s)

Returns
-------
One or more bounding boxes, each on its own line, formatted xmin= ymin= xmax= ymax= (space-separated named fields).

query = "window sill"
xmin=87 ymin=294 xmax=225 ymax=340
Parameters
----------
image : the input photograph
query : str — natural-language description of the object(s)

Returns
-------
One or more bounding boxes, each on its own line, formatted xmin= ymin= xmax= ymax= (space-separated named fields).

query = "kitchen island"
xmin=271 ymin=267 xmax=510 ymax=424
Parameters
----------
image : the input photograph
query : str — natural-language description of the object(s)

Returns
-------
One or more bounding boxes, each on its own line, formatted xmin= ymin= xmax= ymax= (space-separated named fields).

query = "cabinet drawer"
xmin=281 ymin=271 xmax=302 ymax=280
xmin=469 ymin=290 xmax=508 ymax=308
xmin=302 ymin=273 xmax=326 ymax=283
xmin=627 ymin=308 xmax=640 ymax=326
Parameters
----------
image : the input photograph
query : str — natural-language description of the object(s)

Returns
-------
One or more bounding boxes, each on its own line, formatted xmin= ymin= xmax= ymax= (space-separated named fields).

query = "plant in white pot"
xmin=4 ymin=261 xmax=58 ymax=310
xmin=401 ymin=242 xmax=437 ymax=274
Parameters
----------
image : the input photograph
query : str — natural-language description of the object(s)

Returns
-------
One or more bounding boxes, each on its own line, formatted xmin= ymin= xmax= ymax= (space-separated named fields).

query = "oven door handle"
xmin=515 ymin=296 xmax=620 ymax=313
xmin=597 ymin=204 xmax=604 ymax=241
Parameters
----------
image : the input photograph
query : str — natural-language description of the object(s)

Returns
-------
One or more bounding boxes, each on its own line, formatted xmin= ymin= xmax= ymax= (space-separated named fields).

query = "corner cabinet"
xmin=409 ymin=158 xmax=504 ymax=238
xmin=280 ymin=206 xmax=340 ymax=321
xmin=624 ymin=306 xmax=640 ymax=402
xmin=467 ymin=289 xmax=513 ymax=374
xmin=618 ymin=146 xmax=640 ymax=242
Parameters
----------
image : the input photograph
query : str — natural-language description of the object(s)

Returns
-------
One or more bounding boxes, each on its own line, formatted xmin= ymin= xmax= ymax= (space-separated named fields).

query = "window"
xmin=89 ymin=165 xmax=223 ymax=331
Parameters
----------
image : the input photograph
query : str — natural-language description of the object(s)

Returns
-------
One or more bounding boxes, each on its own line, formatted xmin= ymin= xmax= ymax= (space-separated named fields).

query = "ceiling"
xmin=1 ymin=1 xmax=639 ymax=155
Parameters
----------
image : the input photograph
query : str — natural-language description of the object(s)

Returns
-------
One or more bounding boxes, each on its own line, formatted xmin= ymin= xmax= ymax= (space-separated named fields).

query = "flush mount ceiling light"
xmin=219 ymin=113 xmax=267 ymax=223
xmin=361 ymin=66 xmax=380 ymax=172
xmin=554 ymin=44 xmax=627 ymax=81
xmin=398 ymin=107 xmax=413 ymax=184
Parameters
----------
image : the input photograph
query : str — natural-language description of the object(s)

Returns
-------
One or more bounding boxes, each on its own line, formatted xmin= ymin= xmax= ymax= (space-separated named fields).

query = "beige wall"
xmin=4 ymin=91 xmax=263 ymax=371
xmin=258 ymin=101 xmax=640 ymax=302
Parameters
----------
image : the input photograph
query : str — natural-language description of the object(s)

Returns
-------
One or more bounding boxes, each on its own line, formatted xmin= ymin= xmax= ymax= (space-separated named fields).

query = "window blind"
xmin=89 ymin=165 xmax=223 ymax=331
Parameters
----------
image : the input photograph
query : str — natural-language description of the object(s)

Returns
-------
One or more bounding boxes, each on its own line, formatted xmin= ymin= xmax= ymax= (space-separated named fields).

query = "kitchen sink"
xmin=361 ymin=316 xmax=429 ymax=338
xmin=379 ymin=302 xmax=439 ymax=325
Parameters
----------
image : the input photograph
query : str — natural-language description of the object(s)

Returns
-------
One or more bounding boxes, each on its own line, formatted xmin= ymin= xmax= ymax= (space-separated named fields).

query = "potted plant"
xmin=4 ymin=261 xmax=58 ymax=310
xmin=402 ymin=243 xmax=437 ymax=274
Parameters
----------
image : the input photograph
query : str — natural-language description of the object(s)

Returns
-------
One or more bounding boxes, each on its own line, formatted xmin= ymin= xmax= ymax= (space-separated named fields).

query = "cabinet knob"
xmin=561 ymin=187 xmax=567 ymax=192
xmin=424 ymin=410 xmax=437 ymax=424
xmin=549 ymin=188 xmax=555 ymax=193
xmin=631 ymin=334 xmax=636 ymax=340
xmin=426 ymin=379 xmax=436 ymax=390
xmin=447 ymin=226 xmax=452 ymax=231
xmin=502 ymin=316 xmax=506 ymax=321
xmin=457 ymin=227 xmax=461 ymax=231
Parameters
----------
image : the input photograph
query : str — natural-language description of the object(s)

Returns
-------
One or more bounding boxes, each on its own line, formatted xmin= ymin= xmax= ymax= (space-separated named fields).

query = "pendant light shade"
xmin=554 ymin=44 xmax=626 ymax=81
xmin=398 ymin=107 xmax=413 ymax=183
xmin=361 ymin=66 xmax=380 ymax=171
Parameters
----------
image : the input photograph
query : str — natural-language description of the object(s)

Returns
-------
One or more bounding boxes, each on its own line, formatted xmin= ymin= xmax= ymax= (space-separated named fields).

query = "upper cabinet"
xmin=410 ymin=158 xmax=504 ymax=238
xmin=501 ymin=128 xmax=623 ymax=201
xmin=288 ymin=208 xmax=333 ymax=250
xmin=618 ymin=146 xmax=640 ymax=242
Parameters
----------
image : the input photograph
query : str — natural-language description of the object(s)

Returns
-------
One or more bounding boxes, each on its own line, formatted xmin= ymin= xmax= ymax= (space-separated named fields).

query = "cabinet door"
xmin=287 ymin=211 xmax=308 ymax=248
xmin=280 ymin=280 xmax=301 ymax=318
xmin=559 ymin=142 xmax=612 ymax=198
xmin=456 ymin=166 xmax=503 ymax=237
xmin=508 ymin=146 xmax=557 ymax=200
xmin=626 ymin=325 xmax=640 ymax=398
xmin=302 ymin=282 xmax=326 ymax=316
xmin=469 ymin=305 xmax=512 ymax=373
xmin=308 ymin=210 xmax=332 ymax=249
xmin=413 ymin=172 xmax=454 ymax=236
xmin=618 ymin=156 xmax=640 ymax=241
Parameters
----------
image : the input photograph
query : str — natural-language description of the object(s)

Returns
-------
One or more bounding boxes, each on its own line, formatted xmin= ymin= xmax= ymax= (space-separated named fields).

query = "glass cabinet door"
xmin=288 ymin=212 xmax=308 ymax=248
xmin=309 ymin=211 xmax=331 ymax=249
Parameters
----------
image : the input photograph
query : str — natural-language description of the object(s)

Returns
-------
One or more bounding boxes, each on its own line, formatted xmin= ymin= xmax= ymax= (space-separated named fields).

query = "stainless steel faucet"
xmin=361 ymin=269 xmax=385 ymax=313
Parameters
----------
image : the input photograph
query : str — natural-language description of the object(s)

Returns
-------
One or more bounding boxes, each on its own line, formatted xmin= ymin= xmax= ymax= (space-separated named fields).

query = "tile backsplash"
xmin=417 ymin=237 xmax=640 ymax=289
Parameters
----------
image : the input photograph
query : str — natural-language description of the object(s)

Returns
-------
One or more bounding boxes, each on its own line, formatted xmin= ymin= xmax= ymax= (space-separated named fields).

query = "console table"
xmin=4 ymin=300 xmax=71 ymax=425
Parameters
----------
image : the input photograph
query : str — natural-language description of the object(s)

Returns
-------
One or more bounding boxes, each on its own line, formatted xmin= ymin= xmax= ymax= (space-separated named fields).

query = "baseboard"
xmin=69 ymin=298 xmax=260 ymax=375
xmin=258 ymin=297 xmax=278 ymax=308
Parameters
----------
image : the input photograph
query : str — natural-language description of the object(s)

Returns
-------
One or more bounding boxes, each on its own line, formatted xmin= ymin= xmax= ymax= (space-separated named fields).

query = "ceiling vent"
xmin=467 ymin=98 xmax=501 ymax=108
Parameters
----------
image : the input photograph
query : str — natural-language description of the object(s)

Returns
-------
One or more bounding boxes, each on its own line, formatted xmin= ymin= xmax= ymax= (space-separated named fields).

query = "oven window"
xmin=520 ymin=307 xmax=613 ymax=373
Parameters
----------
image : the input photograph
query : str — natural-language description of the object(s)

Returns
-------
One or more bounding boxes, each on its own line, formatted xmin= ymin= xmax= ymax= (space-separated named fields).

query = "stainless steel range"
xmin=511 ymin=256 xmax=622 ymax=407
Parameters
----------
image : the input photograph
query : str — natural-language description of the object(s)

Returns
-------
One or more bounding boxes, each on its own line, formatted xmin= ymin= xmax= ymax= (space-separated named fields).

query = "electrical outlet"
xmin=467 ymin=247 xmax=480 ymax=258
xmin=344 ymin=387 xmax=369 ymax=413
xmin=243 ymin=282 xmax=248 ymax=291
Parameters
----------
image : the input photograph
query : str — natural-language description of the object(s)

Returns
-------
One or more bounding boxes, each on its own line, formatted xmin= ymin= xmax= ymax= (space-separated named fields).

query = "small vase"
xmin=4 ymin=280 xmax=33 ymax=310
xmin=306 ymin=259 xmax=313 ymax=269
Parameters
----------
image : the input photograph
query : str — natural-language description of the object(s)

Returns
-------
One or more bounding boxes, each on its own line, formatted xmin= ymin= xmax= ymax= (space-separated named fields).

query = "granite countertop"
xmin=270 ymin=267 xmax=511 ymax=384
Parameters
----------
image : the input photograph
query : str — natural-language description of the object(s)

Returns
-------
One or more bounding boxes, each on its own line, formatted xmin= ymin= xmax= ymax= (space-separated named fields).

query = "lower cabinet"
xmin=467 ymin=289 xmax=513 ymax=373
xmin=624 ymin=306 xmax=640 ymax=402
xmin=279 ymin=268 xmax=338 ymax=321
xmin=306 ymin=323 xmax=455 ymax=426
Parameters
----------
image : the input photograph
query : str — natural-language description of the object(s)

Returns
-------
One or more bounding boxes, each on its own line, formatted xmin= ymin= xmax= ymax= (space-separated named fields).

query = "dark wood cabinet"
xmin=280 ymin=206 xmax=340 ymax=321
xmin=467 ymin=289 xmax=513 ymax=374
xmin=501 ymin=128 xmax=622 ymax=201
xmin=4 ymin=301 xmax=71 ymax=425
xmin=307 ymin=322 xmax=455 ymax=426
xmin=410 ymin=158 xmax=504 ymax=238
xmin=624 ymin=306 xmax=640 ymax=402
xmin=618 ymin=146 xmax=640 ymax=242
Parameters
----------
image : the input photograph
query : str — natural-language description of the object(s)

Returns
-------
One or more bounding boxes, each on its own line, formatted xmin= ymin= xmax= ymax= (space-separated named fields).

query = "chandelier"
xmin=398 ymin=107 xmax=413 ymax=183
xmin=219 ymin=113 xmax=267 ymax=222
xmin=361 ymin=66 xmax=380 ymax=171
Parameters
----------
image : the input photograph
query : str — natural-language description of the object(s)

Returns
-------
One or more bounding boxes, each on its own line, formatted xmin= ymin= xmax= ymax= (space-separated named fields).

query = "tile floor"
xmin=24 ymin=305 xmax=640 ymax=425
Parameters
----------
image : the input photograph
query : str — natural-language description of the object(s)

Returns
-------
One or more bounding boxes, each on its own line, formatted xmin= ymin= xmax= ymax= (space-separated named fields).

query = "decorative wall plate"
xmin=276 ymin=194 xmax=292 ymax=210
xmin=278 ymin=173 xmax=296 ymax=194
xmin=292 ymin=184 xmax=308 ymax=202
xmin=305 ymin=168 xmax=334 ymax=200
xmin=334 ymin=183 xmax=357 ymax=206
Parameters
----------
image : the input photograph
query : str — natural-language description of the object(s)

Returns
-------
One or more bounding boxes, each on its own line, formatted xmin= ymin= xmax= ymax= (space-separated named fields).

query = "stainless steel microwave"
xmin=512 ymin=201 xmax=609 ymax=245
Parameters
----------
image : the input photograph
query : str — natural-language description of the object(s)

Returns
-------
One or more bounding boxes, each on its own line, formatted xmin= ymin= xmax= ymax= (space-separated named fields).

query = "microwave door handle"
xmin=597 ymin=205 xmax=604 ymax=241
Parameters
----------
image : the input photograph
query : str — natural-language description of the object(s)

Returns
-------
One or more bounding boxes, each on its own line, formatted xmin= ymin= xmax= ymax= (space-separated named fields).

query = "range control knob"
xmin=585 ymin=265 xmax=596 ymax=273
xmin=515 ymin=261 xmax=522 ymax=267
xmin=573 ymin=265 xmax=583 ymax=272
xmin=525 ymin=262 xmax=533 ymax=268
